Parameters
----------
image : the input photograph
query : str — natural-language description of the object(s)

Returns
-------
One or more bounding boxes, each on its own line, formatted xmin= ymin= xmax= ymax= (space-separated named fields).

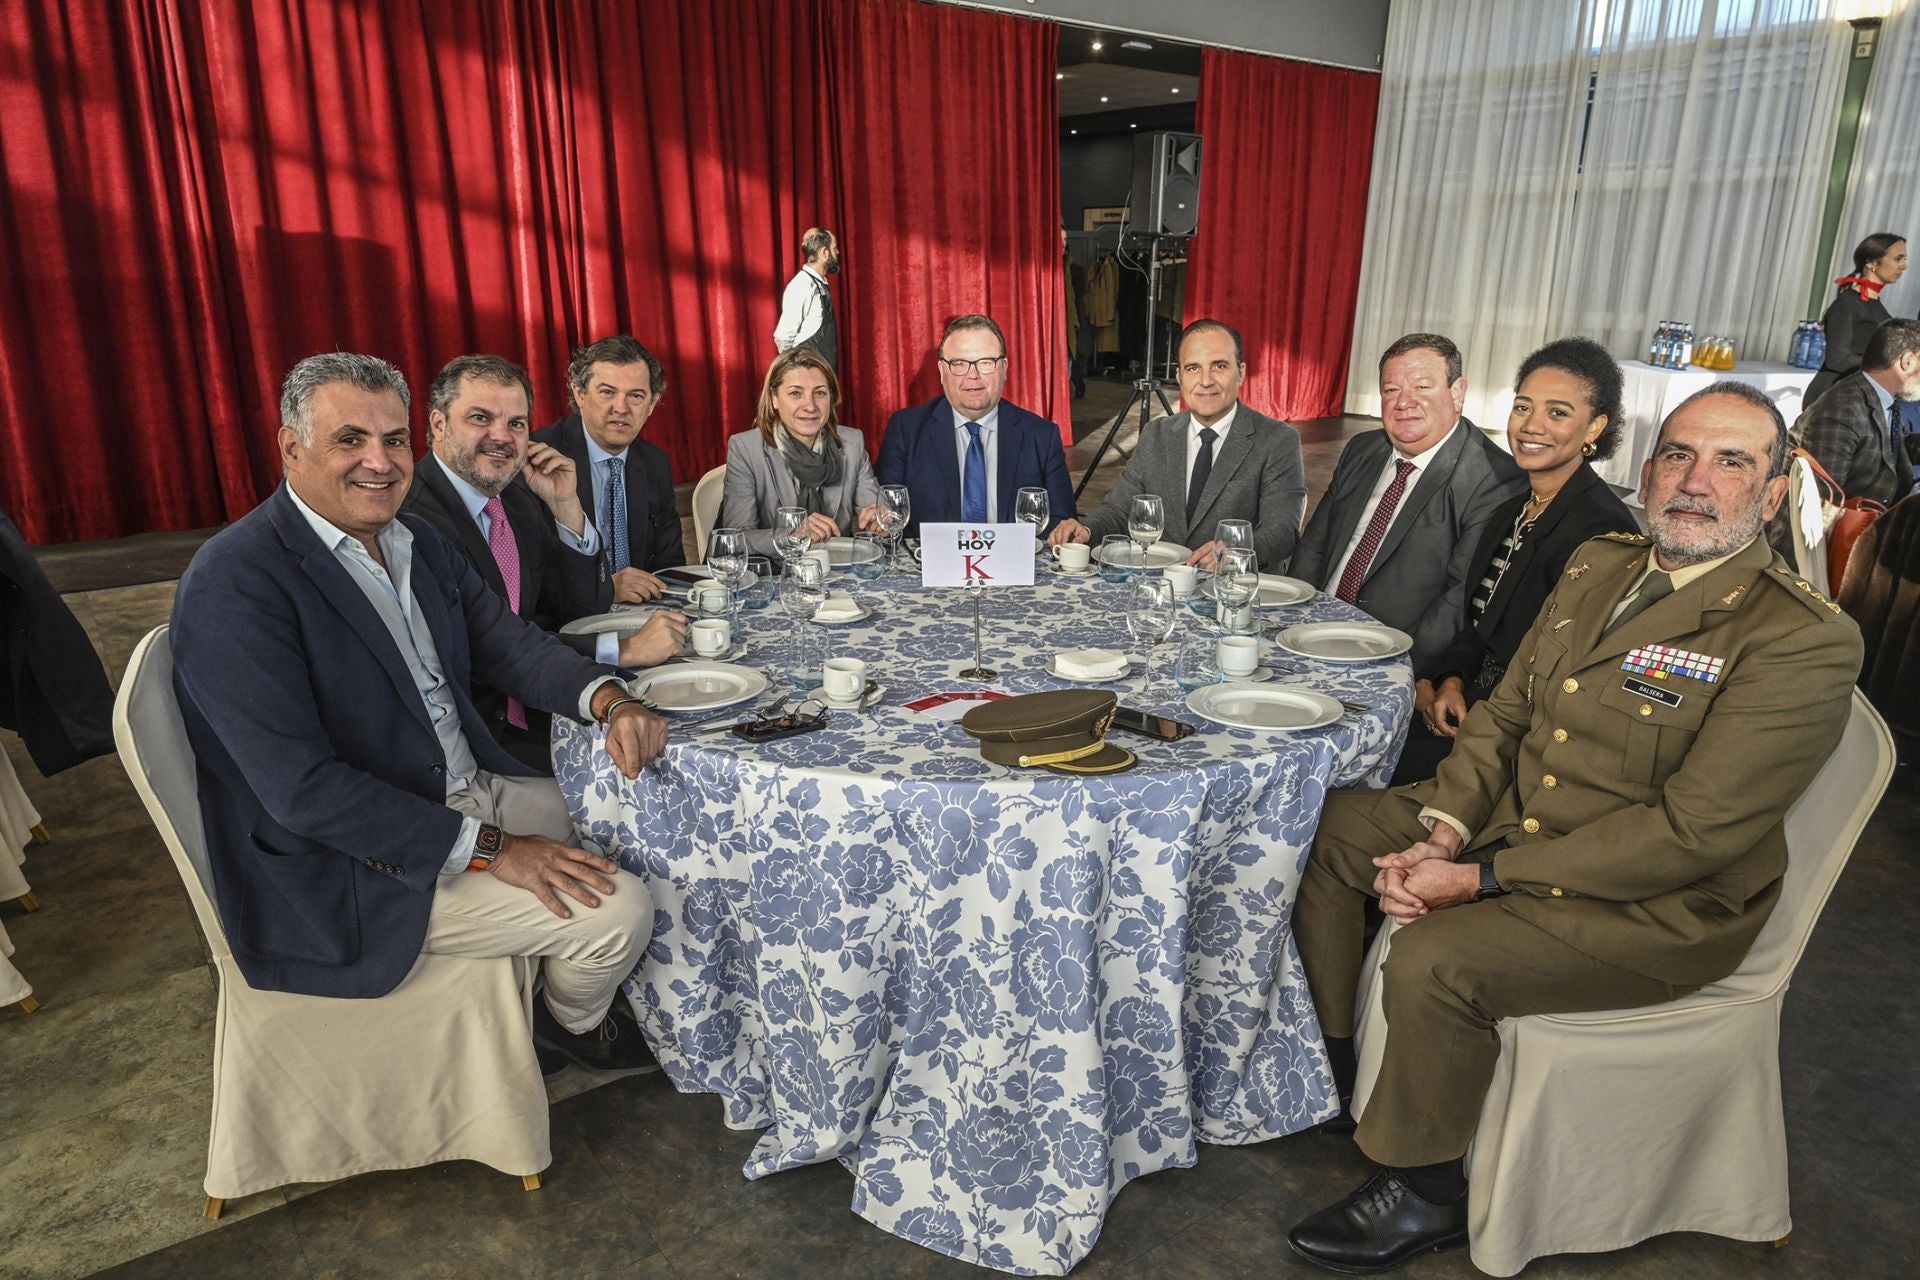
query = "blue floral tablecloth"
xmin=553 ymin=570 xmax=1411 ymax=1275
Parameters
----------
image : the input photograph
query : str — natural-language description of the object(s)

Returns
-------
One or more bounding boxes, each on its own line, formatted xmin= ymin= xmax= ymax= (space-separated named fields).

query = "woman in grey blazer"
xmin=720 ymin=349 xmax=881 ymax=556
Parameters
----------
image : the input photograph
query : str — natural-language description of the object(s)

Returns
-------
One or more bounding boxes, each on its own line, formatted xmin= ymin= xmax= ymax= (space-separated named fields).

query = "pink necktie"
xmin=1335 ymin=459 xmax=1416 ymax=605
xmin=483 ymin=496 xmax=528 ymax=729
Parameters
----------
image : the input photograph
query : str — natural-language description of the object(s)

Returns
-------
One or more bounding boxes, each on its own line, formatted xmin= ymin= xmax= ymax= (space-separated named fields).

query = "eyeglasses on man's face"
xmin=939 ymin=356 xmax=1006 ymax=376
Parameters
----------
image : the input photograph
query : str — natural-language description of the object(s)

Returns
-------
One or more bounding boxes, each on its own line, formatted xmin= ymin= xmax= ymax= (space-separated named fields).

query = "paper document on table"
xmin=904 ymin=691 xmax=1008 ymax=721
xmin=919 ymin=523 xmax=1036 ymax=587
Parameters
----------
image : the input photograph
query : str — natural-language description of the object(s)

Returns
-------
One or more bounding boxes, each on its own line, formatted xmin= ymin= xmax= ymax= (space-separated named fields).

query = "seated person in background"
xmin=1048 ymin=318 xmax=1306 ymax=569
xmin=720 ymin=348 xmax=881 ymax=557
xmin=876 ymin=313 xmax=1076 ymax=538
xmin=172 ymin=353 xmax=669 ymax=1074
xmin=1392 ymin=337 xmax=1636 ymax=784
xmin=402 ymin=354 xmax=687 ymax=772
xmin=533 ymin=335 xmax=685 ymax=603
xmin=1284 ymin=383 xmax=1861 ymax=1275
xmin=1791 ymin=316 xmax=1920 ymax=508
xmin=1287 ymin=332 xmax=1526 ymax=675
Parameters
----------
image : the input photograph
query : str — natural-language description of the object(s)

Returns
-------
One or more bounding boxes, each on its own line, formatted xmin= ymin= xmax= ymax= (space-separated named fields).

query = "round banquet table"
xmin=553 ymin=568 xmax=1412 ymax=1275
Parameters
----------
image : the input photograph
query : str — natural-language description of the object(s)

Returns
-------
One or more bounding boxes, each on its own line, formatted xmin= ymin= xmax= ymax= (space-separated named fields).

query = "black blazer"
xmin=0 ymin=507 xmax=114 ymax=774
xmin=1806 ymin=287 xmax=1892 ymax=404
xmin=1287 ymin=420 xmax=1527 ymax=674
xmin=531 ymin=414 xmax=685 ymax=582
xmin=400 ymin=455 xmax=604 ymax=770
xmin=1427 ymin=462 xmax=1637 ymax=689
xmin=873 ymin=396 xmax=1077 ymax=538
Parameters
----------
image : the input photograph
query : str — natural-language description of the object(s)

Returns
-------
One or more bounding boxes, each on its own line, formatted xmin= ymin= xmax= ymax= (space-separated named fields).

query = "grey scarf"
xmin=779 ymin=428 xmax=844 ymax=517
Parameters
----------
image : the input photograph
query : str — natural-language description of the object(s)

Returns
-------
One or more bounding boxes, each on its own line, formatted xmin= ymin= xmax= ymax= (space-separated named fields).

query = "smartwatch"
xmin=467 ymin=823 xmax=505 ymax=873
xmin=1476 ymin=860 xmax=1505 ymax=901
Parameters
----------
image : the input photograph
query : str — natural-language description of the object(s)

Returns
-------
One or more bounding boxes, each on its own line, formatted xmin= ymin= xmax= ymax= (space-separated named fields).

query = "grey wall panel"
xmin=935 ymin=0 xmax=1388 ymax=72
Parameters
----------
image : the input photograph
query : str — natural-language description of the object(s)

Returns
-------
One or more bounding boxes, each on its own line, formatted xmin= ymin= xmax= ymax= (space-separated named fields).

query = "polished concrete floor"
xmin=2 ymin=398 xmax=1912 ymax=1277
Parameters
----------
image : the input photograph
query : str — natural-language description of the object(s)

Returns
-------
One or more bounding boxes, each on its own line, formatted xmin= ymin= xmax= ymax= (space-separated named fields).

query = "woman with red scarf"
xmin=1807 ymin=231 xmax=1907 ymax=403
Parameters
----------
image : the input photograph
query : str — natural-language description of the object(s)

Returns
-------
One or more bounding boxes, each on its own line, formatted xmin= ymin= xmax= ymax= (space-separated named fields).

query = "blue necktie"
xmin=606 ymin=460 xmax=631 ymax=574
xmin=962 ymin=421 xmax=988 ymax=523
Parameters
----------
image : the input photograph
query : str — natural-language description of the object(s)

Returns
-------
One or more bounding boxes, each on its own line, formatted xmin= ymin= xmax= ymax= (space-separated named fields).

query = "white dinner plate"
xmin=1202 ymin=573 xmax=1316 ymax=607
xmin=1093 ymin=541 xmax=1192 ymax=571
xmin=1045 ymin=656 xmax=1135 ymax=684
xmin=822 ymin=537 xmax=882 ymax=567
xmin=559 ymin=608 xmax=656 ymax=637
xmin=629 ymin=661 xmax=768 ymax=713
xmin=1274 ymin=622 xmax=1414 ymax=663
xmin=1186 ymin=684 xmax=1344 ymax=731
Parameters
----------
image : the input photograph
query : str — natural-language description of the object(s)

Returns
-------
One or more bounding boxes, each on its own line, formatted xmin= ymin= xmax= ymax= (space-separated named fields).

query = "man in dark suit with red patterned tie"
xmin=403 ymin=356 xmax=685 ymax=772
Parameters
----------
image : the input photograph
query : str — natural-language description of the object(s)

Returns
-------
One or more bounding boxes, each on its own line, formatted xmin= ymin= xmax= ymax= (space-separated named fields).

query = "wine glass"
xmin=707 ymin=527 xmax=750 ymax=618
xmin=1213 ymin=546 xmax=1260 ymax=634
xmin=773 ymin=505 xmax=811 ymax=565
xmin=1127 ymin=494 xmax=1165 ymax=575
xmin=1127 ymin=577 xmax=1178 ymax=693
xmin=876 ymin=485 xmax=911 ymax=572
xmin=1214 ymin=519 xmax=1253 ymax=562
xmin=1014 ymin=486 xmax=1049 ymax=567
xmin=781 ymin=557 xmax=828 ymax=688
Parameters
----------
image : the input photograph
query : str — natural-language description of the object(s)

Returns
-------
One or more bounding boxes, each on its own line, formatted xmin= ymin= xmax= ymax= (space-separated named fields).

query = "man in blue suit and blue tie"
xmin=875 ymin=314 xmax=1076 ymax=536
xmin=171 ymin=353 xmax=668 ymax=1074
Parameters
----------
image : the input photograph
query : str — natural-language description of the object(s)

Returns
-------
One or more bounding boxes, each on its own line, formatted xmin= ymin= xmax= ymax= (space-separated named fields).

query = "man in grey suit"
xmin=1790 ymin=317 xmax=1920 ymax=507
xmin=1050 ymin=319 xmax=1306 ymax=568
xmin=1288 ymin=333 xmax=1526 ymax=674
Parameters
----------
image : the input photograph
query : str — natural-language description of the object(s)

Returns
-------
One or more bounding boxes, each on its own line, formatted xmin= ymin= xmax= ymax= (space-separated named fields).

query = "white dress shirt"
xmin=1326 ymin=420 xmax=1461 ymax=589
xmin=773 ymin=266 xmax=829 ymax=350
xmin=1186 ymin=404 xmax=1238 ymax=494
xmin=951 ymin=404 xmax=1003 ymax=522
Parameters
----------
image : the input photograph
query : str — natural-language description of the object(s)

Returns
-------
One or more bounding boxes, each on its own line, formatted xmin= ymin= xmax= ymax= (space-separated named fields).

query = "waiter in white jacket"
xmin=773 ymin=227 xmax=840 ymax=372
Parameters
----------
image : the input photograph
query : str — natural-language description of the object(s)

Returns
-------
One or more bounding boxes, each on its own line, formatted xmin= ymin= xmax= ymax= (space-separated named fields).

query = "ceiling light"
xmin=1055 ymin=72 xmax=1064 ymax=80
xmin=1170 ymin=88 xmax=1180 ymax=94
xmin=1070 ymin=128 xmax=1078 ymax=135
xmin=1129 ymin=123 xmax=1138 ymax=129
xmin=1122 ymin=40 xmax=1153 ymax=51
xmin=1091 ymin=40 xmax=1103 ymax=51
xmin=1099 ymin=96 xmax=1109 ymax=103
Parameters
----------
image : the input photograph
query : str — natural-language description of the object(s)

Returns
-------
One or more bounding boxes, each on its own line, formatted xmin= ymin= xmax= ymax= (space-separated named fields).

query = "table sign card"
xmin=918 ymin=523 xmax=1036 ymax=588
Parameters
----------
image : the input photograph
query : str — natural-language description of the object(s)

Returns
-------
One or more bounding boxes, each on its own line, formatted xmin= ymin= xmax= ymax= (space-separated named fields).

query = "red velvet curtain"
xmin=1186 ymin=48 xmax=1380 ymax=422
xmin=0 ymin=0 xmax=1061 ymax=544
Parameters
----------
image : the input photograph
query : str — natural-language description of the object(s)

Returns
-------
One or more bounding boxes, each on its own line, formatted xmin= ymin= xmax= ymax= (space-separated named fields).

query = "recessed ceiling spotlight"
xmin=1055 ymin=72 xmax=1064 ymax=80
xmin=1070 ymin=128 xmax=1079 ymax=135
xmin=1121 ymin=40 xmax=1153 ymax=51
xmin=1170 ymin=87 xmax=1180 ymax=94
xmin=1099 ymin=96 xmax=1109 ymax=103
xmin=1129 ymin=123 xmax=1138 ymax=129
xmin=1091 ymin=40 xmax=1103 ymax=51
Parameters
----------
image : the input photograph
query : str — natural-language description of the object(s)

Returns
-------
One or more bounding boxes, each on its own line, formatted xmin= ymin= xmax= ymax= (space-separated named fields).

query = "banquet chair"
xmin=0 ymin=746 xmax=42 ymax=912
xmin=2 ymin=916 xmax=36 ymax=1012
xmin=1785 ymin=453 xmax=1830 ymax=596
xmin=1350 ymin=690 xmax=1894 ymax=1276
xmin=113 ymin=626 xmax=551 ymax=1220
xmin=691 ymin=464 xmax=726 ymax=561
xmin=1838 ymin=492 xmax=1920 ymax=738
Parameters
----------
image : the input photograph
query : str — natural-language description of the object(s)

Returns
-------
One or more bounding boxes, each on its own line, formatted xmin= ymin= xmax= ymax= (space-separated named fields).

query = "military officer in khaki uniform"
xmin=1285 ymin=382 xmax=1864 ymax=1274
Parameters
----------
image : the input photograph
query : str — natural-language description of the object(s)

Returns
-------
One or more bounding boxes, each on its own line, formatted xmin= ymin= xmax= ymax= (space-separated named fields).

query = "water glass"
xmin=1174 ymin=634 xmax=1223 ymax=692
xmin=1098 ymin=534 xmax=1134 ymax=583
xmin=848 ymin=533 xmax=884 ymax=580
xmin=774 ymin=505 xmax=810 ymax=564
xmin=877 ymin=485 xmax=911 ymax=571
xmin=739 ymin=556 xmax=776 ymax=610
xmin=1214 ymin=519 xmax=1254 ymax=557
xmin=1014 ymin=486 xmax=1050 ymax=561
xmin=1126 ymin=578 xmax=1178 ymax=690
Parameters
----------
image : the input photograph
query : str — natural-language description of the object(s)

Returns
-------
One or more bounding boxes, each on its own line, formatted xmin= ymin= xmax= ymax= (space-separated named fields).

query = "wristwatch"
xmin=467 ymin=823 xmax=505 ymax=873
xmin=1476 ymin=860 xmax=1505 ymax=901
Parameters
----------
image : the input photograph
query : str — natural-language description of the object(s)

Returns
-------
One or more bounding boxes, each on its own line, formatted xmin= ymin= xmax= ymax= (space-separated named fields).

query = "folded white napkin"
xmin=814 ymin=591 xmax=861 ymax=622
xmin=1054 ymin=647 xmax=1127 ymax=679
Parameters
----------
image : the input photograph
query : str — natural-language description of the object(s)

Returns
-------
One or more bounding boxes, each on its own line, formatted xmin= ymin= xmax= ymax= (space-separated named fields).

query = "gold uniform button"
xmin=1522 ymin=818 xmax=1541 ymax=834
xmin=1639 ymin=704 xmax=1653 ymax=717
xmin=1550 ymin=886 xmax=1565 ymax=897
xmin=1562 ymin=677 xmax=1579 ymax=693
xmin=1552 ymin=728 xmax=1568 ymax=743
xmin=1542 ymin=774 xmax=1558 ymax=788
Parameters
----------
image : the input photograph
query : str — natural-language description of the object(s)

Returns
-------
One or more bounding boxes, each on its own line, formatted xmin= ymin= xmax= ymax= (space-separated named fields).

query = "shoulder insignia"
xmin=1565 ymin=562 xmax=1590 ymax=579
xmin=1599 ymin=531 xmax=1653 ymax=544
xmin=1764 ymin=566 xmax=1848 ymax=619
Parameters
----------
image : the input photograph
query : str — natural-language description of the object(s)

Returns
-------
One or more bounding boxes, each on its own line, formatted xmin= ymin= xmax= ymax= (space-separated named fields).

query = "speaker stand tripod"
xmin=1074 ymin=232 xmax=1185 ymax=504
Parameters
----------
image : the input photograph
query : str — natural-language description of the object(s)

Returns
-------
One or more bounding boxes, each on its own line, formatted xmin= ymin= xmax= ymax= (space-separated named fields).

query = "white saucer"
xmin=1045 ymin=656 xmax=1135 ymax=684
xmin=1222 ymin=666 xmax=1275 ymax=684
xmin=822 ymin=681 xmax=883 ymax=709
xmin=1051 ymin=565 xmax=1097 ymax=578
xmin=812 ymin=604 xmax=871 ymax=625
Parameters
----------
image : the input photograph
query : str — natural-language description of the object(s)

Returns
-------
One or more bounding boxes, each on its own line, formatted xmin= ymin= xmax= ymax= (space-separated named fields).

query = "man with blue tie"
xmin=532 ymin=336 xmax=686 ymax=604
xmin=875 ymin=314 xmax=1077 ymax=536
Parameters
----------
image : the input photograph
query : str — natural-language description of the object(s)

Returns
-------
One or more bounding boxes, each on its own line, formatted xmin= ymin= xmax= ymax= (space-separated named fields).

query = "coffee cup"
xmin=1217 ymin=635 xmax=1260 ymax=678
xmin=822 ymin=656 xmax=868 ymax=702
xmin=690 ymin=618 xmax=732 ymax=658
xmin=689 ymin=583 xmax=730 ymax=615
xmin=1163 ymin=563 xmax=1197 ymax=598
xmin=1053 ymin=542 xmax=1092 ymax=572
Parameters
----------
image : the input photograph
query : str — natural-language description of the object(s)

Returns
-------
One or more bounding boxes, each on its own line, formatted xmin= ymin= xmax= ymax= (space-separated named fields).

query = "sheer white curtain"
xmin=1553 ymin=1 xmax=1852 ymax=363
xmin=1345 ymin=1 xmax=1596 ymax=428
xmin=1829 ymin=2 xmax=1920 ymax=318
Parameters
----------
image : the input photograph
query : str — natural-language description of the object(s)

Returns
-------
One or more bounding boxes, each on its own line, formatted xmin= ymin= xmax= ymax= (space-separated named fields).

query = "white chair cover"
xmin=0 ymin=746 xmax=39 ymax=902
xmin=113 ymin=626 xmax=550 ymax=1201
xmin=691 ymin=464 xmax=726 ymax=562
xmin=0 ymin=915 xmax=29 ymax=1007
xmin=1353 ymin=691 xmax=1893 ymax=1275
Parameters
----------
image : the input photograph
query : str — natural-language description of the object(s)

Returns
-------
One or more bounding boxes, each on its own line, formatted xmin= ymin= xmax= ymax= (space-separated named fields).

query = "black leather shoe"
xmin=532 ymin=998 xmax=660 ymax=1074
xmin=534 ymin=1043 xmax=569 ymax=1078
xmin=1287 ymin=1169 xmax=1468 ymax=1274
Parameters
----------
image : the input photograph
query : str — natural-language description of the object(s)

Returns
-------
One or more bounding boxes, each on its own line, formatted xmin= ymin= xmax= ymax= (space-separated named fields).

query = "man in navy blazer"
xmin=403 ymin=354 xmax=686 ymax=773
xmin=532 ymin=335 xmax=686 ymax=605
xmin=172 ymin=353 xmax=669 ymax=1073
xmin=875 ymin=314 xmax=1076 ymax=537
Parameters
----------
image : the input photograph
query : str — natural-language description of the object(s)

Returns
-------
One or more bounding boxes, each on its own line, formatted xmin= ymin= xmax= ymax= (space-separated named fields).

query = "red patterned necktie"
xmin=1335 ymin=459 xmax=1416 ymax=605
xmin=482 ymin=496 xmax=528 ymax=730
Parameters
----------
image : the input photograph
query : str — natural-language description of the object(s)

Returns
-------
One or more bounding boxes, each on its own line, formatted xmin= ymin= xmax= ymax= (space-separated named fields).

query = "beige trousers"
xmin=423 ymin=772 xmax=651 ymax=1033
